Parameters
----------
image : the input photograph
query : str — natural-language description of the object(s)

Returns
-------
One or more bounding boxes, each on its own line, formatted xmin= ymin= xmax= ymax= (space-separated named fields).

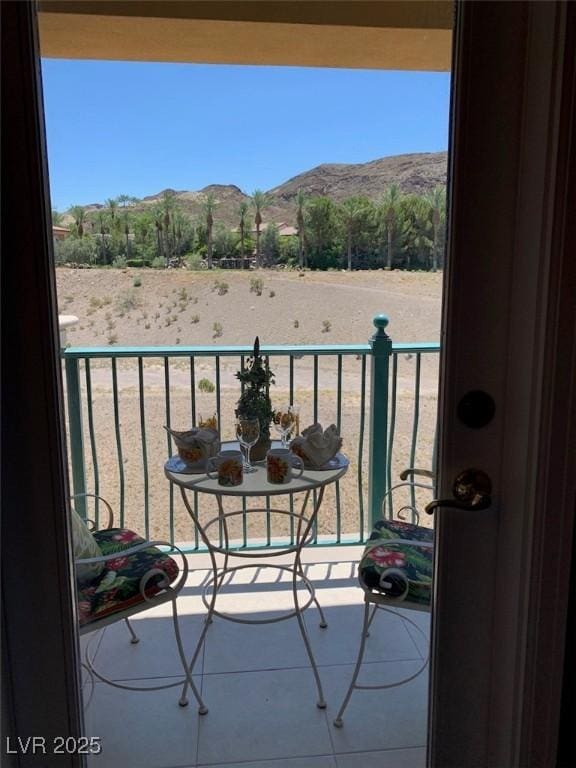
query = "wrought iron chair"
xmin=72 ymin=494 xmax=207 ymax=713
xmin=333 ymin=469 xmax=434 ymax=727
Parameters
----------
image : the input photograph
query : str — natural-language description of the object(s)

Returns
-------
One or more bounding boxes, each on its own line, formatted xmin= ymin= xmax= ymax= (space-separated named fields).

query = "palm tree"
xmin=172 ymin=210 xmax=186 ymax=265
xmin=161 ymin=191 xmax=176 ymax=262
xmin=202 ymin=192 xmax=217 ymax=269
xmin=402 ymin=194 xmax=433 ymax=269
xmin=251 ymin=189 xmax=268 ymax=268
xmin=305 ymin=196 xmax=339 ymax=266
xmin=134 ymin=213 xmax=152 ymax=248
xmin=340 ymin=197 xmax=368 ymax=271
xmin=96 ymin=210 xmax=108 ymax=264
xmin=296 ymin=189 xmax=307 ymax=269
xmin=426 ymin=186 xmax=446 ymax=271
xmin=105 ymin=197 xmax=118 ymax=220
xmin=152 ymin=205 xmax=165 ymax=265
xmin=238 ymin=200 xmax=249 ymax=259
xmin=122 ymin=210 xmax=132 ymax=258
xmin=104 ymin=197 xmax=121 ymax=242
xmin=69 ymin=205 xmax=86 ymax=238
xmin=117 ymin=193 xmax=139 ymax=209
xmin=381 ymin=184 xmax=402 ymax=269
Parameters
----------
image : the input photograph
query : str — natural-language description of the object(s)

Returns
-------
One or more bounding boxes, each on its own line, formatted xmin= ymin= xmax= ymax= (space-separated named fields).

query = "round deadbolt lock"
xmin=457 ymin=390 xmax=496 ymax=429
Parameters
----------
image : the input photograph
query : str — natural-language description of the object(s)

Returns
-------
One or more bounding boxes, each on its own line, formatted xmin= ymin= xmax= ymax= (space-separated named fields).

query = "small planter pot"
xmin=251 ymin=435 xmax=271 ymax=462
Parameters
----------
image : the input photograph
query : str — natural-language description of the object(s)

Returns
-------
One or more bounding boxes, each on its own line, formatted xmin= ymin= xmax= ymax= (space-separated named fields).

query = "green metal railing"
xmin=63 ymin=316 xmax=440 ymax=549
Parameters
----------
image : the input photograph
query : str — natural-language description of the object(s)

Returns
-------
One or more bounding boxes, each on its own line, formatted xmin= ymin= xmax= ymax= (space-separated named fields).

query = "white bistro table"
xmin=164 ymin=440 xmax=349 ymax=709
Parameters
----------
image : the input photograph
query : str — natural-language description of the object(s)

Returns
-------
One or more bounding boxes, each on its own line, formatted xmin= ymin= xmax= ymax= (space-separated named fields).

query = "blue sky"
xmin=41 ymin=61 xmax=450 ymax=211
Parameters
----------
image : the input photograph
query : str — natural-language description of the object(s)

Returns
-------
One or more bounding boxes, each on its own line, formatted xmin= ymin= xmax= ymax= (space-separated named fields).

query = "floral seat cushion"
xmin=77 ymin=528 xmax=179 ymax=627
xmin=359 ymin=519 xmax=434 ymax=607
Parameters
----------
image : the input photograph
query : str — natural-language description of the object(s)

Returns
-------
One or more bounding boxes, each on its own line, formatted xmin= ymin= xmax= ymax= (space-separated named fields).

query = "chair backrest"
xmin=382 ymin=467 xmax=435 ymax=526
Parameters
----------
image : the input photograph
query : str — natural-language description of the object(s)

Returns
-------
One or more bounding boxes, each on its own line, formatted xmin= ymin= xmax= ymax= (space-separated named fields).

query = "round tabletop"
xmin=164 ymin=440 xmax=349 ymax=497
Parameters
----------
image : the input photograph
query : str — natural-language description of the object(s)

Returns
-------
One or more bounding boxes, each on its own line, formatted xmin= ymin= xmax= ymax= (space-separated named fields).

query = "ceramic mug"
xmin=266 ymin=448 xmax=304 ymax=485
xmin=207 ymin=450 xmax=244 ymax=487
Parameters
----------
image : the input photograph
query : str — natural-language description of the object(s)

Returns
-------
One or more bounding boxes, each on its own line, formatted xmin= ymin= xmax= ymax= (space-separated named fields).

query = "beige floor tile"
xmin=86 ymin=677 xmax=202 ymax=768
xmin=92 ymin=611 xmax=206 ymax=681
xmin=336 ymin=747 xmax=426 ymax=768
xmin=325 ymin=661 xmax=428 ymax=753
xmin=197 ymin=668 xmax=333 ymax=765
xmin=304 ymin=603 xmax=422 ymax=667
xmin=199 ymin=757 xmax=336 ymax=768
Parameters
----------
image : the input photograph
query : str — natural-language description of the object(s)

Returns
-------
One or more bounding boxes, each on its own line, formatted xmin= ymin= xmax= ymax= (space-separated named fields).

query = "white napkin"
xmin=290 ymin=423 xmax=342 ymax=468
xmin=164 ymin=426 xmax=220 ymax=459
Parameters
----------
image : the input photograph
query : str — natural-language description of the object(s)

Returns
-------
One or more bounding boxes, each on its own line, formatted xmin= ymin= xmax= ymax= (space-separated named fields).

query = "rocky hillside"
xmin=75 ymin=151 xmax=447 ymax=228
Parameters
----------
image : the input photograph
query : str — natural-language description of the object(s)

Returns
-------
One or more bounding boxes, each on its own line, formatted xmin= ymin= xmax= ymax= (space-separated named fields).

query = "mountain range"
xmin=77 ymin=151 xmax=447 ymax=228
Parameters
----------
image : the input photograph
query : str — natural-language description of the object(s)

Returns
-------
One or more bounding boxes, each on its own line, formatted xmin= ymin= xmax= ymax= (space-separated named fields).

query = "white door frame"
xmin=430 ymin=2 xmax=576 ymax=766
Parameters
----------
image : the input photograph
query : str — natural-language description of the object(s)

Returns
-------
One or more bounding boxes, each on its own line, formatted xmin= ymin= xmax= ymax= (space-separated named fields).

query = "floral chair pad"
xmin=359 ymin=519 xmax=434 ymax=607
xmin=78 ymin=528 xmax=179 ymax=627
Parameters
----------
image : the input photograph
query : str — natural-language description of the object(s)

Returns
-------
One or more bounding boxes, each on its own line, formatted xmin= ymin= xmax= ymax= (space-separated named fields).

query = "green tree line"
xmin=53 ymin=184 xmax=446 ymax=272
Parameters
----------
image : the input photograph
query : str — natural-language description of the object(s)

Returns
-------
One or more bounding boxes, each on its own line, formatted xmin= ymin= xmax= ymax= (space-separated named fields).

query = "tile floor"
xmin=83 ymin=547 xmax=429 ymax=768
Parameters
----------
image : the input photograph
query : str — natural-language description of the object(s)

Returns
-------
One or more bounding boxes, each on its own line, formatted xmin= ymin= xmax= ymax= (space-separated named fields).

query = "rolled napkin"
xmin=164 ymin=426 xmax=220 ymax=465
xmin=290 ymin=423 xmax=343 ymax=468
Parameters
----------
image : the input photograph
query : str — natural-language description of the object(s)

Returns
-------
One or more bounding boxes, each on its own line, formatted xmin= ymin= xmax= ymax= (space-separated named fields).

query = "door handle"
xmin=425 ymin=469 xmax=492 ymax=514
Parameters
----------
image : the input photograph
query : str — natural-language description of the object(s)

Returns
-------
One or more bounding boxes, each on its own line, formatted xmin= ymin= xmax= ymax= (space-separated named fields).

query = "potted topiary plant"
xmin=235 ymin=337 xmax=274 ymax=461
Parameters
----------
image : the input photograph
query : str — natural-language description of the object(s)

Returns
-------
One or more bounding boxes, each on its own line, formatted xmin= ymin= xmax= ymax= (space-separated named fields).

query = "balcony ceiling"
xmin=39 ymin=1 xmax=452 ymax=71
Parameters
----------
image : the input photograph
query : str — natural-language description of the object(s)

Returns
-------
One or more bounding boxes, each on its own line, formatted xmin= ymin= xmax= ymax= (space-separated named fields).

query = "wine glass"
xmin=236 ymin=417 xmax=260 ymax=473
xmin=273 ymin=405 xmax=298 ymax=448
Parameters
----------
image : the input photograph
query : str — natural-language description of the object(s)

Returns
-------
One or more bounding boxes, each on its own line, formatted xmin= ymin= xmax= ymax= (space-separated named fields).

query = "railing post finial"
xmin=371 ymin=314 xmax=390 ymax=340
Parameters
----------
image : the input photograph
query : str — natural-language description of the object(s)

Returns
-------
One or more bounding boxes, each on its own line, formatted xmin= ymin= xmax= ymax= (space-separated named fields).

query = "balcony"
xmin=82 ymin=546 xmax=429 ymax=768
xmin=67 ymin=318 xmax=435 ymax=766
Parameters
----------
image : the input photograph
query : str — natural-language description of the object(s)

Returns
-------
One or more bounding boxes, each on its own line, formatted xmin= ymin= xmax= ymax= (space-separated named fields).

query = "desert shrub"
xmin=89 ymin=297 xmax=102 ymax=310
xmin=212 ymin=279 xmax=229 ymax=296
xmin=126 ymin=258 xmax=148 ymax=268
xmin=269 ymin=290 xmax=276 ymax=298
xmin=107 ymin=333 xmax=118 ymax=345
xmin=293 ymin=319 xmax=299 ymax=328
xmin=54 ymin=237 xmax=98 ymax=266
xmin=198 ymin=378 xmax=215 ymax=393
xmin=102 ymin=296 xmax=112 ymax=306
xmin=186 ymin=252 xmax=204 ymax=271
xmin=133 ymin=276 xmax=142 ymax=287
xmin=191 ymin=314 xmax=200 ymax=324
xmin=322 ymin=319 xmax=332 ymax=333
xmin=116 ymin=290 xmax=140 ymax=313
xmin=178 ymin=288 xmax=188 ymax=301
xmin=150 ymin=257 xmax=164 ymax=269
xmin=278 ymin=236 xmax=300 ymax=266
xmin=112 ymin=255 xmax=127 ymax=269
xmin=144 ymin=323 xmax=150 ymax=329
xmin=250 ymin=277 xmax=264 ymax=296
xmin=212 ymin=322 xmax=223 ymax=338
xmin=176 ymin=338 xmax=181 ymax=345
